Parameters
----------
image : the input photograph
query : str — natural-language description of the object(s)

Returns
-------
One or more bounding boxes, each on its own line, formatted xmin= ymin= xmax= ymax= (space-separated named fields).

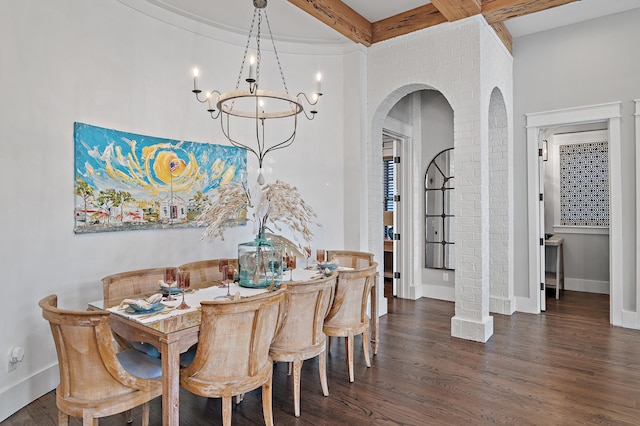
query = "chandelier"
xmin=191 ymin=0 xmax=322 ymax=184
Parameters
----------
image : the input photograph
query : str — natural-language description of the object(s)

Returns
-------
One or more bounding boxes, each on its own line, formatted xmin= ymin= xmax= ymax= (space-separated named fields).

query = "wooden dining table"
xmin=88 ymin=267 xmax=379 ymax=426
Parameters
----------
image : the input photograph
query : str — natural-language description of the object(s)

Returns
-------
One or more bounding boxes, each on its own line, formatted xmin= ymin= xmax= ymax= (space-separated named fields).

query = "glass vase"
xmin=237 ymin=235 xmax=283 ymax=288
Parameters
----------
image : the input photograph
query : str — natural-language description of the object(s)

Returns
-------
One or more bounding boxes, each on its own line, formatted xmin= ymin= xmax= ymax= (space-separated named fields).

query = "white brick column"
xmin=367 ymin=16 xmax=512 ymax=342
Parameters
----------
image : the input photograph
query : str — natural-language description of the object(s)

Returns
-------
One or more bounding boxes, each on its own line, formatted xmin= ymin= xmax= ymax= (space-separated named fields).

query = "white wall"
xmin=0 ymin=0 xmax=347 ymax=420
xmin=513 ymin=9 xmax=640 ymax=305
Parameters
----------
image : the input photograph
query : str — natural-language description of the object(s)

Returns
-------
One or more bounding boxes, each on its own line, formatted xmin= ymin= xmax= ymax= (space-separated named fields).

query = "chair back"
xmin=326 ymin=250 xmax=374 ymax=269
xmin=39 ymin=294 xmax=161 ymax=421
xmin=101 ymin=267 xmax=167 ymax=308
xmin=180 ymin=286 xmax=287 ymax=396
xmin=178 ymin=258 xmax=239 ymax=288
xmin=324 ymin=263 xmax=378 ymax=329
xmin=270 ymin=272 xmax=337 ymax=359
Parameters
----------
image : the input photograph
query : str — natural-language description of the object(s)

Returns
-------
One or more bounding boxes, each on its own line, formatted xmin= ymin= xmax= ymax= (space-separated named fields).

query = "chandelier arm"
xmin=301 ymin=109 xmax=317 ymax=120
xmin=296 ymin=92 xmax=321 ymax=107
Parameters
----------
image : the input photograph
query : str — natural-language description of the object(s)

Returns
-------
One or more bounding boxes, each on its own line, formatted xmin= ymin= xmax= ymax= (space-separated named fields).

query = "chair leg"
xmin=235 ymin=394 xmax=244 ymax=404
xmin=58 ymin=410 xmax=69 ymax=426
xmin=125 ymin=408 xmax=133 ymax=423
xmin=319 ymin=350 xmax=329 ymax=397
xmin=222 ymin=396 xmax=233 ymax=426
xmin=363 ymin=327 xmax=371 ymax=368
xmin=293 ymin=359 xmax=303 ymax=417
xmin=287 ymin=361 xmax=293 ymax=376
xmin=327 ymin=336 xmax=333 ymax=352
xmin=82 ymin=411 xmax=97 ymax=426
xmin=141 ymin=402 xmax=150 ymax=426
xmin=262 ymin=376 xmax=274 ymax=426
xmin=346 ymin=332 xmax=355 ymax=383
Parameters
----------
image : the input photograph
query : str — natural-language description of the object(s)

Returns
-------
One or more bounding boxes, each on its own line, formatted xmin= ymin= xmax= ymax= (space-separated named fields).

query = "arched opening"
xmin=370 ymin=86 xmax=455 ymax=302
xmin=488 ymin=88 xmax=515 ymax=314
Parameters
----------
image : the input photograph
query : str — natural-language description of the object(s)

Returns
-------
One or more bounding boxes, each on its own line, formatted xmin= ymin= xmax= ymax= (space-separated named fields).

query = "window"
xmin=383 ymin=157 xmax=394 ymax=238
xmin=383 ymin=158 xmax=394 ymax=211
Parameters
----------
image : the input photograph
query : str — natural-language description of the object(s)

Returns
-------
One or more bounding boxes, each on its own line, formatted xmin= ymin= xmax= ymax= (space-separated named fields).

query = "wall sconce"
xmin=542 ymin=140 xmax=549 ymax=161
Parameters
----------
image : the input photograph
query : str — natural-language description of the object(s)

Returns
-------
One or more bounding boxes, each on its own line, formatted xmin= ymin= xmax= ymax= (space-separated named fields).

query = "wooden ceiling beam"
xmin=431 ymin=0 xmax=481 ymax=22
xmin=288 ymin=0 xmax=577 ymax=53
xmin=372 ymin=4 xmax=447 ymax=44
xmin=482 ymin=0 xmax=579 ymax=25
xmin=287 ymin=0 xmax=372 ymax=46
xmin=490 ymin=21 xmax=513 ymax=54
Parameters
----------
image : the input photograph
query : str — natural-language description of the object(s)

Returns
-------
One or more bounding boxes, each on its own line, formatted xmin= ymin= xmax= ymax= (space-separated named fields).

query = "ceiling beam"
xmin=287 ymin=0 xmax=372 ymax=46
xmin=482 ymin=0 xmax=579 ymax=25
xmin=372 ymin=4 xmax=447 ymax=44
xmin=431 ymin=0 xmax=481 ymax=22
xmin=289 ymin=0 xmax=578 ymax=53
xmin=490 ymin=21 xmax=513 ymax=53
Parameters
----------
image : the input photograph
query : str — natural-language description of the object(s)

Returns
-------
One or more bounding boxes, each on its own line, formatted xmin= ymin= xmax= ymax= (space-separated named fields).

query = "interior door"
xmin=539 ymin=134 xmax=547 ymax=311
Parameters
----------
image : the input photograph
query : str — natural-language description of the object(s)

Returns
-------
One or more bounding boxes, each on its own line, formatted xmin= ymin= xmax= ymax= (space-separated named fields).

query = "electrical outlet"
xmin=443 ymin=272 xmax=448 ymax=282
xmin=7 ymin=346 xmax=24 ymax=372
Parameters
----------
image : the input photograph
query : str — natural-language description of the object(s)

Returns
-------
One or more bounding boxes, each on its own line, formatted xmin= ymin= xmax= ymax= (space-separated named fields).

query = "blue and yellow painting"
xmin=74 ymin=122 xmax=246 ymax=233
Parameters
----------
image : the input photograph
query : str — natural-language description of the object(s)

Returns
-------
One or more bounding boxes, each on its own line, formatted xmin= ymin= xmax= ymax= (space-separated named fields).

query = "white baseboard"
xmin=515 ymin=295 xmax=538 ymax=314
xmin=565 ymin=278 xmax=609 ymax=294
xmin=421 ymin=284 xmax=455 ymax=302
xmin=0 ymin=363 xmax=58 ymax=422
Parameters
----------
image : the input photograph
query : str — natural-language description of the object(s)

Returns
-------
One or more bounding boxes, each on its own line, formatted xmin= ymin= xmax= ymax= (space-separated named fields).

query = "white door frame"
xmin=525 ymin=102 xmax=621 ymax=322
xmin=383 ymin=117 xmax=413 ymax=299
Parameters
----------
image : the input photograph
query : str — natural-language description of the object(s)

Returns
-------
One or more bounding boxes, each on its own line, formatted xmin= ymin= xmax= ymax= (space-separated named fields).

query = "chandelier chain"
xmin=235 ymin=9 xmax=259 ymax=91
xmin=264 ymin=10 xmax=288 ymax=95
xmin=256 ymin=12 xmax=261 ymax=88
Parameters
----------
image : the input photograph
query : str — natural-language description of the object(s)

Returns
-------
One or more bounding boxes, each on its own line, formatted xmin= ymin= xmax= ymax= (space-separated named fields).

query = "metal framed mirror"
xmin=425 ymin=148 xmax=454 ymax=270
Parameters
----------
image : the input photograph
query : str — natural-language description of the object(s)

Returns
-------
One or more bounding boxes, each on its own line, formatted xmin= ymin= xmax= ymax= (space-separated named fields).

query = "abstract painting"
xmin=74 ymin=122 xmax=246 ymax=233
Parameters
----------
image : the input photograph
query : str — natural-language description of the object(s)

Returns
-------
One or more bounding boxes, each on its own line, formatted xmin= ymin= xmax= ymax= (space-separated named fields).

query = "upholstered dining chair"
xmin=323 ymin=263 xmax=378 ymax=383
xmin=101 ymin=266 xmax=168 ymax=308
xmin=180 ymin=286 xmax=287 ymax=426
xmin=101 ymin=267 xmax=170 ymax=357
xmin=326 ymin=250 xmax=375 ymax=269
xmin=39 ymin=294 xmax=162 ymax=426
xmin=178 ymin=258 xmax=239 ymax=288
xmin=269 ymin=272 xmax=337 ymax=417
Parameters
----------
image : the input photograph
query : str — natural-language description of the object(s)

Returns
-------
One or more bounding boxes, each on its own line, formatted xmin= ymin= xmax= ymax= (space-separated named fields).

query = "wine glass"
xmin=288 ymin=256 xmax=297 ymax=281
xmin=218 ymin=259 xmax=229 ymax=288
xmin=216 ymin=264 xmax=234 ymax=299
xmin=303 ymin=247 xmax=311 ymax=269
xmin=316 ymin=249 xmax=325 ymax=264
xmin=164 ymin=267 xmax=177 ymax=301
xmin=176 ymin=270 xmax=191 ymax=309
xmin=225 ymin=265 xmax=235 ymax=298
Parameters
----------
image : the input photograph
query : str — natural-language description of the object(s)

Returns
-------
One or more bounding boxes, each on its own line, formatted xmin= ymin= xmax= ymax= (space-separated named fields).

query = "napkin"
xmin=119 ymin=293 xmax=163 ymax=310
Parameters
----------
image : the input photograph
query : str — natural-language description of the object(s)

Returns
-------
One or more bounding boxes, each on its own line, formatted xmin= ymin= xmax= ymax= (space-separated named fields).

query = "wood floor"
xmin=5 ymin=290 xmax=640 ymax=425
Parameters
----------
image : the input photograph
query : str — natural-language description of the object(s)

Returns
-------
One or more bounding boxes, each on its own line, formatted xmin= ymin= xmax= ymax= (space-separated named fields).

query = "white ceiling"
xmin=142 ymin=0 xmax=640 ymax=44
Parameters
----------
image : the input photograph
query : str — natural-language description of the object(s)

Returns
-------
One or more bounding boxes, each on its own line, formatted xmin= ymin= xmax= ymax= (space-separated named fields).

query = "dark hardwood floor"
xmin=5 ymin=290 xmax=640 ymax=425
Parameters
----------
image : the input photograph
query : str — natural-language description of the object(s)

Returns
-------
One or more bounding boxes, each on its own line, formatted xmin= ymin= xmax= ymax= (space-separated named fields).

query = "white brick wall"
xmin=366 ymin=16 xmax=513 ymax=342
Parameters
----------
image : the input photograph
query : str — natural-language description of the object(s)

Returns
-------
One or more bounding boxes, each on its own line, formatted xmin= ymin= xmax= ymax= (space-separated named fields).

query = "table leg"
xmin=370 ymin=273 xmax=379 ymax=355
xmin=160 ymin=338 xmax=180 ymax=426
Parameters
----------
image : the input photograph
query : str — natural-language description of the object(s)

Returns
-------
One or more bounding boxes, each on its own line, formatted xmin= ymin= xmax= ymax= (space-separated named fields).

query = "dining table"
xmin=87 ymin=266 xmax=378 ymax=426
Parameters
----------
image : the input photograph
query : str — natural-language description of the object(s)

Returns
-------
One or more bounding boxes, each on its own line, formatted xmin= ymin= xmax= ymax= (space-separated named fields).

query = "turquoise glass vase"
xmin=237 ymin=234 xmax=283 ymax=288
